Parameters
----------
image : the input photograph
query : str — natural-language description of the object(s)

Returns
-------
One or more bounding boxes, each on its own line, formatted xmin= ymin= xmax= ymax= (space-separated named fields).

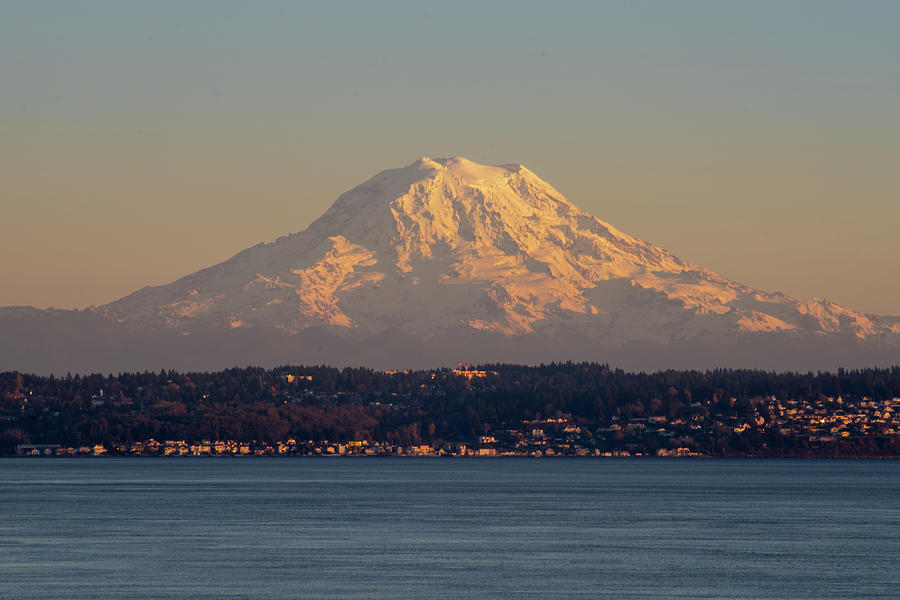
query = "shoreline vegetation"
xmin=4 ymin=363 xmax=900 ymax=458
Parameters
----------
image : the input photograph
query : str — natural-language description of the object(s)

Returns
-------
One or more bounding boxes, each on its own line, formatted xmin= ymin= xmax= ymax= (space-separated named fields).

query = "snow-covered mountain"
xmin=3 ymin=157 xmax=899 ymax=373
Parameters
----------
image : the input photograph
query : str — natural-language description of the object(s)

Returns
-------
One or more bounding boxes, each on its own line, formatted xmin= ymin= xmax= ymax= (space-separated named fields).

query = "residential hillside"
xmin=4 ymin=364 xmax=900 ymax=457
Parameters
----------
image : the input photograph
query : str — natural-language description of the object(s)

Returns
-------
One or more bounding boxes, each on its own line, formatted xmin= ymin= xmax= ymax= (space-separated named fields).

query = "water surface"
xmin=2 ymin=458 xmax=898 ymax=599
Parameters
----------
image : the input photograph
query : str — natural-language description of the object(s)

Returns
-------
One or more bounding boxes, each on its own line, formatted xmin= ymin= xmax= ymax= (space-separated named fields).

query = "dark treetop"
xmin=3 ymin=364 xmax=900 ymax=457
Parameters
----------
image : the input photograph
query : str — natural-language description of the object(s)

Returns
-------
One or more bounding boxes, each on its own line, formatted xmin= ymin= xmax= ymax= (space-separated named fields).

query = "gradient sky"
xmin=2 ymin=1 xmax=899 ymax=315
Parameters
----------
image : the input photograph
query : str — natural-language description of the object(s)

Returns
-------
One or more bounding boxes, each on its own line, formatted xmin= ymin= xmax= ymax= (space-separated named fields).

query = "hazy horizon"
xmin=3 ymin=2 xmax=899 ymax=315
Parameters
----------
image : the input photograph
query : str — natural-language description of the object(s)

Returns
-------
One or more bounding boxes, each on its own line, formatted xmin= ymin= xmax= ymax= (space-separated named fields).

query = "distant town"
xmin=4 ymin=364 xmax=900 ymax=458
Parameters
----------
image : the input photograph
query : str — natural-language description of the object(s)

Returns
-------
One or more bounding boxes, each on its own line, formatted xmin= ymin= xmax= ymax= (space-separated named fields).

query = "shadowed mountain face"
xmin=3 ymin=157 xmax=900 ymax=374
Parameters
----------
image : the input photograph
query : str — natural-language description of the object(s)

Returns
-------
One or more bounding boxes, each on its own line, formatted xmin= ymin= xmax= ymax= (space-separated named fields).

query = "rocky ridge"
xmin=3 ymin=157 xmax=899 ymax=373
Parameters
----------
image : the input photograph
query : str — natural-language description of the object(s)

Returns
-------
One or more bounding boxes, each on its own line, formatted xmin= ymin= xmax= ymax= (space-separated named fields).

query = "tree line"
xmin=2 ymin=363 xmax=900 ymax=455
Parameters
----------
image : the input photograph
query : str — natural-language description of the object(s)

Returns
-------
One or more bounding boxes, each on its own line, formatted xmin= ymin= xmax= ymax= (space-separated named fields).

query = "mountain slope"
xmin=3 ymin=157 xmax=900 ymax=373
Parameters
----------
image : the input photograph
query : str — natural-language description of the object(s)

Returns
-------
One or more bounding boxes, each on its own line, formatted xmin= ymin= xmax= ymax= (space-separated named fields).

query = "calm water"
xmin=1 ymin=458 xmax=899 ymax=600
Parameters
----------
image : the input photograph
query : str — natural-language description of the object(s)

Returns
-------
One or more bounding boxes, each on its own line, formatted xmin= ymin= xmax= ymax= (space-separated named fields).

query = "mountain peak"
xmin=307 ymin=156 xmax=566 ymax=256
xmin=414 ymin=156 xmax=524 ymax=183
xmin=10 ymin=155 xmax=897 ymax=374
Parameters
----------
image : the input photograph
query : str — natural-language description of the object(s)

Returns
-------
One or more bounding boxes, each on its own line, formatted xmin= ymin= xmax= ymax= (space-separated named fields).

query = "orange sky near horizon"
xmin=2 ymin=2 xmax=899 ymax=315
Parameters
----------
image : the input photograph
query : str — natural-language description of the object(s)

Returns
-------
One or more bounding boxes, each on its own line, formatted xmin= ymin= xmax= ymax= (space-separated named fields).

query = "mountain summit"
xmin=3 ymin=157 xmax=899 ymax=373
